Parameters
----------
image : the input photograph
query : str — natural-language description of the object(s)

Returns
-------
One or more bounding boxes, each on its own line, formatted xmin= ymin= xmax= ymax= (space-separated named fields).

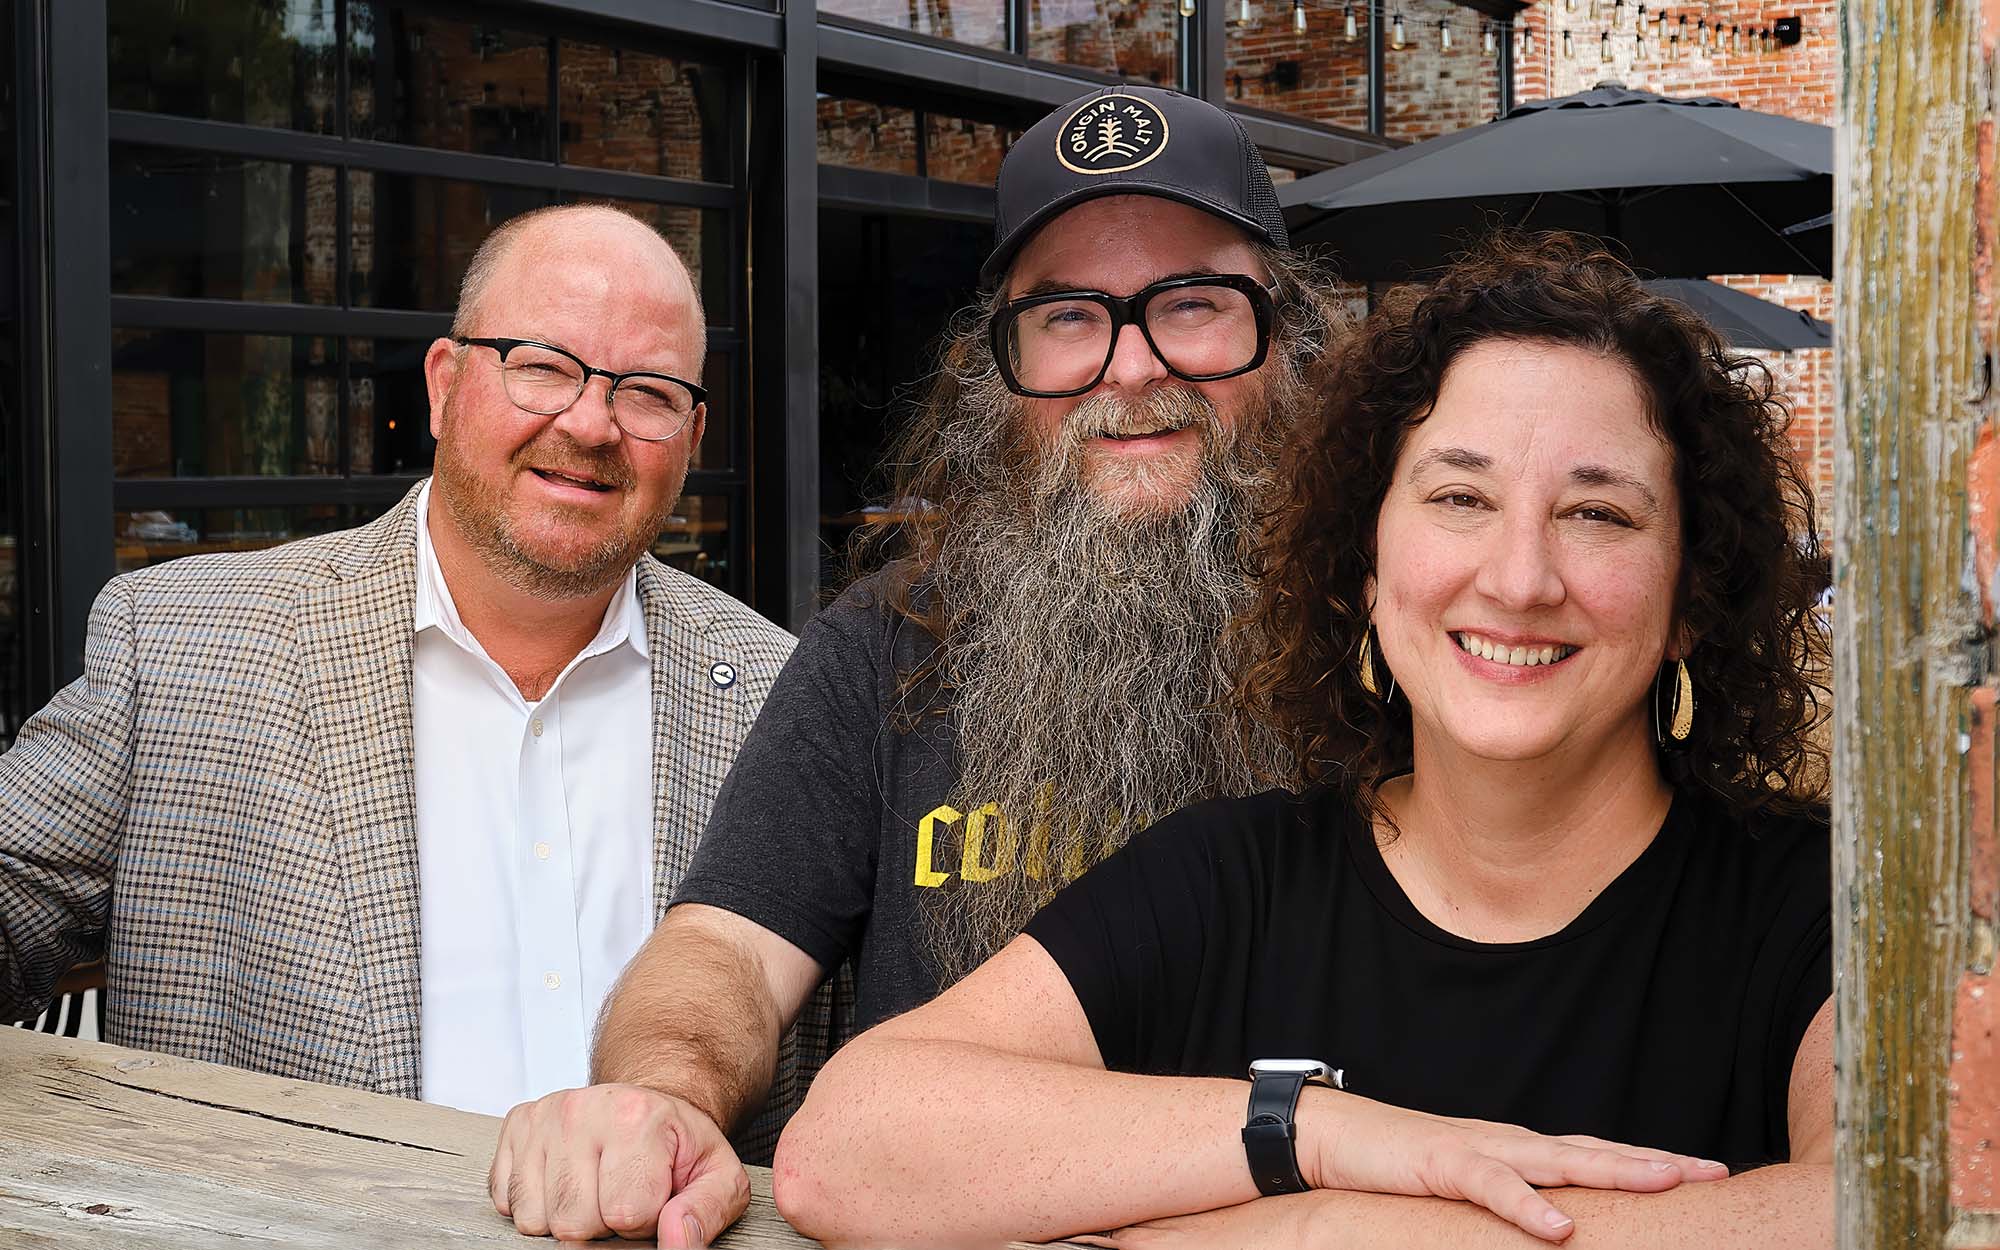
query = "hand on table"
xmin=1299 ymin=1090 xmax=1730 ymax=1242
xmin=489 ymin=1083 xmax=749 ymax=1245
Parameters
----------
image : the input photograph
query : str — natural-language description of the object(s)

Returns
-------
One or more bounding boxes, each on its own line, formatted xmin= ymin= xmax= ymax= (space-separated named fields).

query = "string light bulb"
xmin=1344 ymin=3 xmax=1358 ymax=38
xmin=1440 ymin=19 xmax=1452 ymax=48
xmin=1239 ymin=0 xmax=1253 ymax=23
xmin=1697 ymin=17 xmax=1709 ymax=47
xmin=1295 ymin=0 xmax=1307 ymax=32
xmin=1522 ymin=22 xmax=1534 ymax=54
xmin=1562 ymin=27 xmax=1573 ymax=56
xmin=1483 ymin=21 xmax=1496 ymax=53
xmin=1612 ymin=0 xmax=1625 ymax=26
xmin=1600 ymin=28 xmax=1613 ymax=58
xmin=1635 ymin=28 xmax=1646 ymax=56
xmin=1179 ymin=0 xmax=1195 ymax=17
xmin=1392 ymin=11 xmax=1406 ymax=47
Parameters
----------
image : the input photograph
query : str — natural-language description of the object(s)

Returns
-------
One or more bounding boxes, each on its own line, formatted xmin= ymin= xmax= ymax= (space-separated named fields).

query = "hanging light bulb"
xmin=1635 ymin=28 xmax=1646 ymax=55
xmin=1523 ymin=22 xmax=1534 ymax=54
xmin=1766 ymin=27 xmax=1778 ymax=51
xmin=1344 ymin=3 xmax=1358 ymax=37
xmin=1295 ymin=0 xmax=1307 ymax=32
xmin=1654 ymin=8 xmax=1666 ymax=34
xmin=1565 ymin=0 xmax=1575 ymax=10
xmin=1697 ymin=17 xmax=1709 ymax=47
xmin=1440 ymin=19 xmax=1452 ymax=48
xmin=1669 ymin=29 xmax=1681 ymax=56
xmin=1483 ymin=21 xmax=1496 ymax=53
xmin=1239 ymin=0 xmax=1253 ymax=22
xmin=1562 ymin=27 xmax=1574 ymax=55
xmin=1727 ymin=22 xmax=1739 ymax=50
xmin=1392 ymin=11 xmax=1406 ymax=47
xmin=1179 ymin=0 xmax=1195 ymax=16
xmin=1600 ymin=29 xmax=1613 ymax=59
xmin=1635 ymin=4 xmax=1647 ymax=32
xmin=1612 ymin=0 xmax=1626 ymax=26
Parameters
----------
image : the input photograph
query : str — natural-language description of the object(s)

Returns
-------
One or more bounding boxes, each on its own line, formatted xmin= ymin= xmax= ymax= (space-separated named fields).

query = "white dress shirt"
xmin=410 ymin=482 xmax=655 ymax=1116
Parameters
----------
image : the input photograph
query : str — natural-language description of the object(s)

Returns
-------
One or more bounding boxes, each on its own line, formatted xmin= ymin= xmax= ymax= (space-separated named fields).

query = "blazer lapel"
xmin=639 ymin=560 xmax=731 ymax=920
xmin=295 ymin=488 xmax=424 ymax=1098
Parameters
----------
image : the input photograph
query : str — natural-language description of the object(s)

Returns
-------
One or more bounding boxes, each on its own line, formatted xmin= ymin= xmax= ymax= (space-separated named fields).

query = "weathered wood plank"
xmin=1833 ymin=0 xmax=1981 ymax=1237
xmin=0 ymin=1029 xmax=815 ymax=1248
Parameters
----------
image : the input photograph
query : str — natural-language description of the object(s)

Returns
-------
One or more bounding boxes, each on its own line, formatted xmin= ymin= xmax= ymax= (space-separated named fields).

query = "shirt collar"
xmin=413 ymin=478 xmax=649 ymax=664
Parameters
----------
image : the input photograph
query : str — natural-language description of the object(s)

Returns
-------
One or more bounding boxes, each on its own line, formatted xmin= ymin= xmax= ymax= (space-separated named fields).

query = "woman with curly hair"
xmin=774 ymin=233 xmax=1831 ymax=1249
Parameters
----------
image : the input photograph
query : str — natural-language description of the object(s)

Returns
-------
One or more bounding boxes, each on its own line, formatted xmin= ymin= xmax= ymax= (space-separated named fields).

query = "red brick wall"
xmin=1517 ymin=0 xmax=1836 ymax=517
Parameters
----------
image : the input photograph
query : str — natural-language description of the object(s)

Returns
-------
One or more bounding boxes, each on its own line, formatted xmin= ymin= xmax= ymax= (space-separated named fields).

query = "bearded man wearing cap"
xmin=488 ymin=85 xmax=1352 ymax=1245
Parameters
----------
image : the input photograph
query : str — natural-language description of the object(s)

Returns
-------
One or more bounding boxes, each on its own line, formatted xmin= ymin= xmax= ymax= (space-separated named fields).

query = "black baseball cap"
xmin=980 ymin=84 xmax=1289 ymax=288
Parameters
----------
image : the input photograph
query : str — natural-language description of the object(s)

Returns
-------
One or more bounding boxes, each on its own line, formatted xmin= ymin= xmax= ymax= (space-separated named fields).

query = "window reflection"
xmin=350 ymin=338 xmax=436 ymax=476
xmin=1225 ymin=0 xmax=1370 ymax=131
xmin=924 ymin=113 xmax=1020 ymax=187
xmin=817 ymin=98 xmax=920 ymax=176
xmin=560 ymin=41 xmax=728 ymax=182
xmin=351 ymin=171 xmax=550 ymax=311
xmin=114 ymin=505 xmax=362 ymax=575
xmin=112 ymin=330 xmax=342 ymax=478
xmin=654 ymin=496 xmax=733 ymax=589
xmin=109 ymin=0 xmax=339 ymax=133
xmin=1028 ymin=0 xmax=1180 ymax=82
xmin=112 ymin=147 xmax=337 ymax=304
xmin=820 ymin=0 xmax=1009 ymax=50
xmin=348 ymin=5 xmax=552 ymax=157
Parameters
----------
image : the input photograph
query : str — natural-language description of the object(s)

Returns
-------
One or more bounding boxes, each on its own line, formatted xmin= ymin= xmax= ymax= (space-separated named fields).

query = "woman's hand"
xmin=1298 ymin=1089 xmax=1729 ymax=1242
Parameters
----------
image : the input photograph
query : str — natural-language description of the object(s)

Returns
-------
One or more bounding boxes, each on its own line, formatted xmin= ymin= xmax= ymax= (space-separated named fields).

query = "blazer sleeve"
xmin=0 ymin=576 xmax=140 ymax=1022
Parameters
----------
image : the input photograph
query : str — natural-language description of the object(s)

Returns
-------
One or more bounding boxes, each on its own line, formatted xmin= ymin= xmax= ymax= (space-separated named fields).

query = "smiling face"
xmin=1370 ymin=338 xmax=1684 ymax=769
xmin=423 ymin=207 xmax=707 ymax=600
xmin=1002 ymin=195 xmax=1274 ymax=516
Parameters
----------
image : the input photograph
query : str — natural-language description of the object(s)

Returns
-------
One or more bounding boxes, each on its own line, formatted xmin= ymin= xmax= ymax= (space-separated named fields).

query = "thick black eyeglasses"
xmin=454 ymin=336 xmax=706 ymax=443
xmin=989 ymin=273 xmax=1278 ymax=399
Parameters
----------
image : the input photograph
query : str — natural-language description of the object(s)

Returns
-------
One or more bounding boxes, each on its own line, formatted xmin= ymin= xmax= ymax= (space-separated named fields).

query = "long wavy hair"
xmin=850 ymin=241 xmax=1354 ymax=720
xmin=1237 ymin=231 xmax=1829 ymax=820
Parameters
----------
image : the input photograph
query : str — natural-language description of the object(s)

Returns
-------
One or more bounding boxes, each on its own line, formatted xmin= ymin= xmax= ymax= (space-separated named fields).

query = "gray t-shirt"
xmin=673 ymin=567 xmax=970 ymax=1033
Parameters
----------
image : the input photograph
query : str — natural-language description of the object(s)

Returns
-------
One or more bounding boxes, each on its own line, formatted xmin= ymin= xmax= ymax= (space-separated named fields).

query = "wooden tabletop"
xmin=0 ymin=1028 xmax=820 ymax=1249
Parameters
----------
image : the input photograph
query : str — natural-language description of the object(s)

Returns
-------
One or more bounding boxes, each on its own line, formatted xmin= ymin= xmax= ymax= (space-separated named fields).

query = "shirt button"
xmin=543 ymin=972 xmax=560 ymax=991
xmin=533 ymin=841 xmax=551 ymax=860
xmin=531 ymin=719 xmax=544 ymax=738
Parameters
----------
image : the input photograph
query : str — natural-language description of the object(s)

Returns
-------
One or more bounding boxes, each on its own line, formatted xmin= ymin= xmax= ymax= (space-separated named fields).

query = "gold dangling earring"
xmin=1359 ymin=628 xmax=1380 ymax=697
xmin=1670 ymin=658 xmax=1694 ymax=741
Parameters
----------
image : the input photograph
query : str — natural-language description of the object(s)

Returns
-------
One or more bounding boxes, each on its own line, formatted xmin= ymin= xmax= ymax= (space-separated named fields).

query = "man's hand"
xmin=1300 ymin=1090 xmax=1729 ymax=1242
xmin=489 ymin=1084 xmax=750 ymax=1245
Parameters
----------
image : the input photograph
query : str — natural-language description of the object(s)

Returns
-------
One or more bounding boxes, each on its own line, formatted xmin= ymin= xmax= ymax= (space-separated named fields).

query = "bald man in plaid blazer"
xmin=0 ymin=206 xmax=800 ymax=1122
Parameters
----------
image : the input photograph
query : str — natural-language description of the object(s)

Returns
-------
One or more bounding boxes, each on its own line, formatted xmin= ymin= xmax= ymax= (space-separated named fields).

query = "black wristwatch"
xmin=1243 ymin=1058 xmax=1346 ymax=1196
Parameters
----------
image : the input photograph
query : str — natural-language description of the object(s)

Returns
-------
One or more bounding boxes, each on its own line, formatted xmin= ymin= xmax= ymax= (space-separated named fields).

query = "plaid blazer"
xmin=0 ymin=484 xmax=796 ymax=1103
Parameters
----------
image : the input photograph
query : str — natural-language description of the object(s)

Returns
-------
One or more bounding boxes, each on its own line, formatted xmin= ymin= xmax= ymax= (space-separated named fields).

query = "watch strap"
xmin=1242 ymin=1071 xmax=1310 ymax=1196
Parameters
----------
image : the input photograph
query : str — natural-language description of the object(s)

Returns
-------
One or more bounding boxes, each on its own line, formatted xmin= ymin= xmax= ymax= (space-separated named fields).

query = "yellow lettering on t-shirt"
xmin=959 ymin=802 xmax=1016 ymax=883
xmin=915 ymin=805 xmax=960 ymax=888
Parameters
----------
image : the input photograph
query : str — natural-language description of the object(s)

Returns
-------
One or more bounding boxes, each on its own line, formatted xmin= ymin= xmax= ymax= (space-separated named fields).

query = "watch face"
xmin=1250 ymin=1059 xmax=1334 ymax=1079
xmin=1248 ymin=1056 xmax=1344 ymax=1088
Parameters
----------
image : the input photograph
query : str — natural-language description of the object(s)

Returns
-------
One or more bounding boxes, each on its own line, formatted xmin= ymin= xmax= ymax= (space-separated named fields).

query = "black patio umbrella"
xmin=1643 ymin=278 xmax=1831 ymax=351
xmin=1280 ymin=84 xmax=1833 ymax=280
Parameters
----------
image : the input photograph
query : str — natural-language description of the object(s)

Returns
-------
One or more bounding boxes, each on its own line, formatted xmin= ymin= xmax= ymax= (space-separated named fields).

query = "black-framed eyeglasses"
xmin=453 ymin=337 xmax=706 ymax=443
xmin=989 ymin=273 xmax=1278 ymax=399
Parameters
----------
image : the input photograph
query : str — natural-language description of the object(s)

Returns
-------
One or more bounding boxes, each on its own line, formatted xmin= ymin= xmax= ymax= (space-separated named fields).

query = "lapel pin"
xmin=709 ymin=661 xmax=737 ymax=689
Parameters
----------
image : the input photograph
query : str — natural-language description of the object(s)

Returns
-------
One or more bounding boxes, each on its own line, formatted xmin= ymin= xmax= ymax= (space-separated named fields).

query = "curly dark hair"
xmin=1237 ymin=230 xmax=1829 ymax=819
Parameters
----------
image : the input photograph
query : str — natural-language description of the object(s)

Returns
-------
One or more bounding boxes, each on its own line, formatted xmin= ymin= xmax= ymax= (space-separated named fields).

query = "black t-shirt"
xmin=1025 ymin=786 xmax=1830 ymax=1172
xmin=676 ymin=567 xmax=1035 ymax=1032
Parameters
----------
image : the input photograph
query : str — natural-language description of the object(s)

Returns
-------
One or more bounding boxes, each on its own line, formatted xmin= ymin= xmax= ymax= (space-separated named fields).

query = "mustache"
xmin=1057 ymin=385 xmax=1222 ymax=443
xmin=507 ymin=430 xmax=636 ymax=490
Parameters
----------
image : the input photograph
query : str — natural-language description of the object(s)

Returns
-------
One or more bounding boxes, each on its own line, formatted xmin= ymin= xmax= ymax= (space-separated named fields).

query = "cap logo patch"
xmin=1057 ymin=95 xmax=1170 ymax=176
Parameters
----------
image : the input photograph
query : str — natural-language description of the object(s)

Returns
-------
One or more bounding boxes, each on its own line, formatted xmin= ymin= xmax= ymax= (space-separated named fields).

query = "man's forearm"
xmin=589 ymin=914 xmax=783 ymax=1133
xmin=1296 ymin=1164 xmax=1831 ymax=1250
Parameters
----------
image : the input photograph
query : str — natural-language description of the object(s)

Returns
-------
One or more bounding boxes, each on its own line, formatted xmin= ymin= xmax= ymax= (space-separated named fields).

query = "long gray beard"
xmin=922 ymin=383 xmax=1292 ymax=986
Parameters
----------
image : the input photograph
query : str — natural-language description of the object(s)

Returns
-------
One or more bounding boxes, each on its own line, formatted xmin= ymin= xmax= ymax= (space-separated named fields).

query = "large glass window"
xmin=820 ymin=0 xmax=1009 ymax=51
xmin=1028 ymin=0 xmax=1182 ymax=83
xmin=109 ymin=0 xmax=339 ymax=134
xmin=1225 ymin=0 xmax=1370 ymax=131
xmin=107 ymin=3 xmax=748 ymax=598
xmin=817 ymin=97 xmax=920 ymax=176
